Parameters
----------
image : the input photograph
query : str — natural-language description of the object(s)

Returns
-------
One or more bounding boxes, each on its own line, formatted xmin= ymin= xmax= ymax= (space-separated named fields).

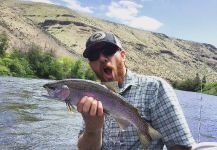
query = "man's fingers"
xmin=83 ymin=97 xmax=94 ymax=113
xmin=97 ymin=101 xmax=103 ymax=116
xmin=77 ymin=96 xmax=104 ymax=117
xmin=89 ymin=100 xmax=97 ymax=116
xmin=77 ymin=96 xmax=87 ymax=112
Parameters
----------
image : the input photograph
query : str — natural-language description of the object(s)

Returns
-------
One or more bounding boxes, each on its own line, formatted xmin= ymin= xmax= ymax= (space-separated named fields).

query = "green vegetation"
xmin=0 ymin=33 xmax=8 ymax=57
xmin=202 ymin=82 xmax=217 ymax=96
xmin=0 ymin=33 xmax=97 ymax=80
xmin=172 ymin=73 xmax=217 ymax=96
xmin=1 ymin=33 xmax=216 ymax=95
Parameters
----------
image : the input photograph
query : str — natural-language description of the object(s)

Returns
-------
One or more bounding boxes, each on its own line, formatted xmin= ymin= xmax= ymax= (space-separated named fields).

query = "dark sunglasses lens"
xmin=87 ymin=52 xmax=99 ymax=61
xmin=87 ymin=44 xmax=118 ymax=61
xmin=102 ymin=45 xmax=118 ymax=56
xmin=87 ymin=49 xmax=100 ymax=61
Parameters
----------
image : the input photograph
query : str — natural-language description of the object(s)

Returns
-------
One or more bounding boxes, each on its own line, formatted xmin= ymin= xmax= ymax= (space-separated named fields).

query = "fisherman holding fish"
xmin=77 ymin=31 xmax=195 ymax=150
xmin=44 ymin=31 xmax=195 ymax=150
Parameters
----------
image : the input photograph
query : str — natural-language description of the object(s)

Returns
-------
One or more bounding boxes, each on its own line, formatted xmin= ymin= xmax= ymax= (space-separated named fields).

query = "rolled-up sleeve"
xmin=150 ymin=79 xmax=195 ymax=149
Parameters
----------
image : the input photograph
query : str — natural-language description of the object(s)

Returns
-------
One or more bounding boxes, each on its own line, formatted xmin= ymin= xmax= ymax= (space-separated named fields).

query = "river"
xmin=0 ymin=76 xmax=217 ymax=149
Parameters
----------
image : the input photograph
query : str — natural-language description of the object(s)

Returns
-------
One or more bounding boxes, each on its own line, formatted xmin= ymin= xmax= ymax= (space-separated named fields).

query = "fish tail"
xmin=138 ymin=132 xmax=150 ymax=149
xmin=138 ymin=125 xmax=161 ymax=148
xmin=148 ymin=125 xmax=161 ymax=140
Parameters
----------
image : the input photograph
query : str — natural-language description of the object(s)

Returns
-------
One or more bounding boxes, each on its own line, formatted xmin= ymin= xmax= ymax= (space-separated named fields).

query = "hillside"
xmin=0 ymin=0 xmax=217 ymax=82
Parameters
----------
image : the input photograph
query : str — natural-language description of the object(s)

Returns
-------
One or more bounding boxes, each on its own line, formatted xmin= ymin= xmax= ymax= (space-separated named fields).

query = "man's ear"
xmin=120 ymin=50 xmax=126 ymax=61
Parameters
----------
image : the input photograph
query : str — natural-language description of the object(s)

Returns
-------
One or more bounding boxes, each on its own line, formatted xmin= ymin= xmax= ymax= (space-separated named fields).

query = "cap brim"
xmin=83 ymin=41 xmax=118 ymax=58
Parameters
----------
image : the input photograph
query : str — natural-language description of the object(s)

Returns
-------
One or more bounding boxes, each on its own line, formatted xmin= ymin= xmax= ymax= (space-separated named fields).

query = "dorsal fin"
xmin=101 ymin=81 xmax=119 ymax=92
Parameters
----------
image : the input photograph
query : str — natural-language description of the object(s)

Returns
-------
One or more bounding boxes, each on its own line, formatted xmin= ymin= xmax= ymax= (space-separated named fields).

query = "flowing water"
xmin=0 ymin=76 xmax=82 ymax=149
xmin=0 ymin=76 xmax=217 ymax=149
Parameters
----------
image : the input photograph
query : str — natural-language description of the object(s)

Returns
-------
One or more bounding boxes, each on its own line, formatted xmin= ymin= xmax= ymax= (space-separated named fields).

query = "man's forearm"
xmin=78 ymin=129 xmax=102 ymax=150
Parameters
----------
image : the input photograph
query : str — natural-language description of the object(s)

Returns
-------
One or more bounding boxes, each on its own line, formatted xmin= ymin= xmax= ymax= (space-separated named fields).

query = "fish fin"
xmin=115 ymin=118 xmax=130 ymax=130
xmin=66 ymin=102 xmax=76 ymax=112
xmin=101 ymin=81 xmax=119 ymax=92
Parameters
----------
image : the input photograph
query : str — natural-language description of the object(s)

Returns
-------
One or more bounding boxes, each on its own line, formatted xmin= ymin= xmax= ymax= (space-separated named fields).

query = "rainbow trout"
xmin=43 ymin=79 xmax=161 ymax=148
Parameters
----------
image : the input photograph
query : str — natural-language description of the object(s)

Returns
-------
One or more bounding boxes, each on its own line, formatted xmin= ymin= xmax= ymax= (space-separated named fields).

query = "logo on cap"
xmin=89 ymin=31 xmax=106 ymax=42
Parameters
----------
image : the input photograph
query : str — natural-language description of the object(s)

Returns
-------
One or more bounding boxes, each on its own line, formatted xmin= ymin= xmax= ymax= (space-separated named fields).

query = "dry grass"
xmin=1 ymin=0 xmax=217 ymax=82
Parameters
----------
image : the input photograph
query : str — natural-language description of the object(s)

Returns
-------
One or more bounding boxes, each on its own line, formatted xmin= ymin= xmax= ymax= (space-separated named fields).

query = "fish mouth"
xmin=43 ymin=85 xmax=70 ymax=101
xmin=43 ymin=84 xmax=56 ymax=91
xmin=44 ymin=88 xmax=56 ymax=98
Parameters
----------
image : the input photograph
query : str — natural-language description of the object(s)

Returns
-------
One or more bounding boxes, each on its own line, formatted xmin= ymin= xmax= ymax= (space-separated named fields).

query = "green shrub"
xmin=71 ymin=59 xmax=86 ymax=79
xmin=0 ymin=65 xmax=11 ymax=75
xmin=26 ymin=45 xmax=55 ymax=78
xmin=202 ymin=82 xmax=217 ymax=96
xmin=0 ymin=33 xmax=8 ymax=57
xmin=50 ymin=56 xmax=75 ymax=79
xmin=0 ymin=38 xmax=97 ymax=80
xmin=69 ymin=59 xmax=97 ymax=80
xmin=85 ymin=66 xmax=97 ymax=81
xmin=172 ymin=73 xmax=201 ymax=92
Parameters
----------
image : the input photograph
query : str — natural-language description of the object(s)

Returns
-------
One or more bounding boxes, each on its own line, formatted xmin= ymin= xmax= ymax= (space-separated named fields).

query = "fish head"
xmin=43 ymin=82 xmax=70 ymax=101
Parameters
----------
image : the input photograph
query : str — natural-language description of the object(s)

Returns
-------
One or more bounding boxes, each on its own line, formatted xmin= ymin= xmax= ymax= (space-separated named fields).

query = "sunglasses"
xmin=86 ymin=44 xmax=120 ymax=61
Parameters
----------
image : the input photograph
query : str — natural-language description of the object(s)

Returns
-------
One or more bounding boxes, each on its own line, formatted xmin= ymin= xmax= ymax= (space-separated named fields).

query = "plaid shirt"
xmin=79 ymin=70 xmax=195 ymax=150
xmin=102 ymin=70 xmax=194 ymax=150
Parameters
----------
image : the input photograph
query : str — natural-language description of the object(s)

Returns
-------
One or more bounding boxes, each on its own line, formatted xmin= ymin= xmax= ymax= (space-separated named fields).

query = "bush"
xmin=26 ymin=45 xmax=55 ymax=78
xmin=8 ymin=58 xmax=27 ymax=76
xmin=0 ymin=38 xmax=97 ymax=80
xmin=0 ymin=33 xmax=8 ymax=57
xmin=202 ymin=82 xmax=217 ymax=96
xmin=70 ymin=59 xmax=97 ymax=80
xmin=49 ymin=56 xmax=75 ymax=79
xmin=71 ymin=59 xmax=86 ymax=79
xmin=172 ymin=73 xmax=202 ymax=92
xmin=0 ymin=65 xmax=11 ymax=75
xmin=85 ymin=67 xmax=97 ymax=81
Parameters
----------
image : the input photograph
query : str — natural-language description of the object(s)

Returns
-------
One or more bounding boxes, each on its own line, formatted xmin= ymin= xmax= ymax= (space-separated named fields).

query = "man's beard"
xmin=96 ymin=60 xmax=125 ymax=82
xmin=116 ymin=60 xmax=125 ymax=82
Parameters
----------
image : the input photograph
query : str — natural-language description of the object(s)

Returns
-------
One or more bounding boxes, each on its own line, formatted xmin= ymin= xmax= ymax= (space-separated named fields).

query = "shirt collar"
xmin=119 ymin=69 xmax=136 ymax=94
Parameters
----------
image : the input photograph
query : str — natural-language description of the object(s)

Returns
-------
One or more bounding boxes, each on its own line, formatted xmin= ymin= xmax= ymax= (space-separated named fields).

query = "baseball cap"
xmin=83 ymin=31 xmax=123 ymax=58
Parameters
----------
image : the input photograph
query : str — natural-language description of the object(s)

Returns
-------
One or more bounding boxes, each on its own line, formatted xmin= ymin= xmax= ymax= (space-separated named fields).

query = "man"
xmin=77 ymin=31 xmax=195 ymax=150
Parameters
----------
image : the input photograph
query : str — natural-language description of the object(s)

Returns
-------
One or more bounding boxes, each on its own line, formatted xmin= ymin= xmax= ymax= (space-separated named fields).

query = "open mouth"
xmin=103 ymin=66 xmax=114 ymax=80
xmin=104 ymin=67 xmax=112 ymax=74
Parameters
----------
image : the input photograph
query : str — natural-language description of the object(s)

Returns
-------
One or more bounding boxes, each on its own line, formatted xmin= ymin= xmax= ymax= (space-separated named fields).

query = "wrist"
xmin=84 ymin=128 xmax=103 ymax=136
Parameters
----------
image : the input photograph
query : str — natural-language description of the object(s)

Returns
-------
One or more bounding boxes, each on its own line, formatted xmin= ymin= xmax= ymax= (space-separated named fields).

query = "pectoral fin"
xmin=65 ymin=101 xmax=76 ymax=112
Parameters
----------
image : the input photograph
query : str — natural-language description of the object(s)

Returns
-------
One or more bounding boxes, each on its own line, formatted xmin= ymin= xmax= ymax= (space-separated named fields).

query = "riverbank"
xmin=1 ymin=33 xmax=217 ymax=96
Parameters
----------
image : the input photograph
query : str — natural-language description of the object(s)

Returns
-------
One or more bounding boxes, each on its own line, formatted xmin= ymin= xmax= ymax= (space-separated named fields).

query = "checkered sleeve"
xmin=149 ymin=78 xmax=195 ymax=149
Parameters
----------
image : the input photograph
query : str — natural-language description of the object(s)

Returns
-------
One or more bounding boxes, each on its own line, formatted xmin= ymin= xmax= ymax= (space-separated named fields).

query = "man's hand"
xmin=77 ymin=96 xmax=104 ymax=131
xmin=77 ymin=96 xmax=104 ymax=150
